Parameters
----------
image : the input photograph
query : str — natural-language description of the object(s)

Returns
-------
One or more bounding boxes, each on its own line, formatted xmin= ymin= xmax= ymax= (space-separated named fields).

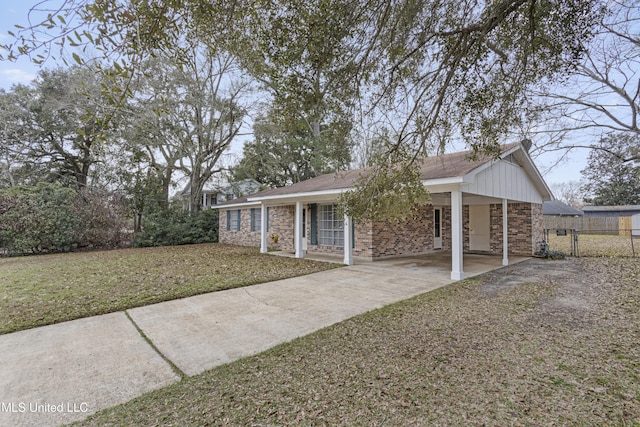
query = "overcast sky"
xmin=0 ymin=0 xmax=589 ymax=187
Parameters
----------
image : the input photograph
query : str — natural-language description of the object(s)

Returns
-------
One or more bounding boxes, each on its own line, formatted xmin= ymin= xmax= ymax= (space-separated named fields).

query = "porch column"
xmin=343 ymin=214 xmax=353 ymax=265
xmin=260 ymin=203 xmax=268 ymax=254
xmin=295 ymin=201 xmax=304 ymax=258
xmin=451 ymin=189 xmax=464 ymax=280
xmin=202 ymin=192 xmax=207 ymax=209
xmin=502 ymin=199 xmax=509 ymax=266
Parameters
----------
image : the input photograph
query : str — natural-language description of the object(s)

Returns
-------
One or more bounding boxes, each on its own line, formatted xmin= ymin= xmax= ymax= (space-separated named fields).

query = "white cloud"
xmin=1 ymin=68 xmax=36 ymax=85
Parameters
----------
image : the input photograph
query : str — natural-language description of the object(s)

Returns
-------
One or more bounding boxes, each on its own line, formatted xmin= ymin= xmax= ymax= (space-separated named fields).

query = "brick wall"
xmin=485 ymin=202 xmax=543 ymax=256
xmin=219 ymin=201 xmax=543 ymax=258
xmin=367 ymin=206 xmax=435 ymax=258
xmin=218 ymin=205 xmax=295 ymax=251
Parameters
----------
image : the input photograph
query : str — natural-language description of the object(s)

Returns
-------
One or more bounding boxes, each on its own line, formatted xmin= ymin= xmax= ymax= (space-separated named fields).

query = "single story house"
xmin=215 ymin=141 xmax=553 ymax=280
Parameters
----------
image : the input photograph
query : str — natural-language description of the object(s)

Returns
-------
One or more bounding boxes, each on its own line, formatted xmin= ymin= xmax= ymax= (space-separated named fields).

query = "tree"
xmin=529 ymin=1 xmax=640 ymax=161
xmin=7 ymin=66 xmax=118 ymax=190
xmin=549 ymin=181 xmax=587 ymax=209
xmin=581 ymin=133 xmax=640 ymax=206
xmin=233 ymin=108 xmax=351 ymax=188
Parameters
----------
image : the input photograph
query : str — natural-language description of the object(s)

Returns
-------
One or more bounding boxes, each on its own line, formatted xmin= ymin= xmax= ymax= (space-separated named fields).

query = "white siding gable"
xmin=464 ymin=159 xmax=544 ymax=203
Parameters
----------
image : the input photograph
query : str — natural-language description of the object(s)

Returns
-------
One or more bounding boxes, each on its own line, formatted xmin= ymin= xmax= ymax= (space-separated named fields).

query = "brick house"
xmin=216 ymin=142 xmax=553 ymax=280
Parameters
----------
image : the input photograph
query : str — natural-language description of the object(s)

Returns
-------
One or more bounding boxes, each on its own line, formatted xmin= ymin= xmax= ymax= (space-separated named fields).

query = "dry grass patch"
xmin=75 ymin=257 xmax=640 ymax=426
xmin=0 ymin=244 xmax=339 ymax=335
xmin=547 ymin=233 xmax=638 ymax=257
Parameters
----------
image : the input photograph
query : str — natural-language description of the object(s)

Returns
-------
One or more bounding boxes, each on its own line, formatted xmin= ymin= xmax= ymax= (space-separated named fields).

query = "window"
xmin=318 ymin=204 xmax=344 ymax=247
xmin=250 ymin=208 xmax=262 ymax=232
xmin=227 ymin=209 xmax=241 ymax=231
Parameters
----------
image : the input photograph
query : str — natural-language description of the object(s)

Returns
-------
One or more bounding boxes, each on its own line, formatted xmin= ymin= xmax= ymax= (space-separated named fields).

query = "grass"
xmin=0 ymin=243 xmax=340 ymax=335
xmin=547 ymin=233 xmax=638 ymax=257
xmin=72 ymin=256 xmax=640 ymax=426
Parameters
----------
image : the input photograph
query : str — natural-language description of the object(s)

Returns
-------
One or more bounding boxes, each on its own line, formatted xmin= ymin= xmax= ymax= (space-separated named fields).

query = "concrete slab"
xmin=128 ymin=261 xmax=457 ymax=377
xmin=0 ymin=312 xmax=180 ymax=427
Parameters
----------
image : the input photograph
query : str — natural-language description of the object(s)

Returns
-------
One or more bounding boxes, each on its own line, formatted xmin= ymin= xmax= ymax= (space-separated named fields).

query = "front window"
xmin=229 ymin=209 xmax=240 ymax=231
xmin=318 ymin=204 xmax=344 ymax=247
xmin=251 ymin=208 xmax=262 ymax=232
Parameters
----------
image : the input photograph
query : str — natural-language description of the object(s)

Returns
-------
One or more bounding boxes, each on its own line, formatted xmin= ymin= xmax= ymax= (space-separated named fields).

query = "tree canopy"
xmin=581 ymin=133 xmax=640 ymax=206
xmin=1 ymin=0 xmax=611 ymax=219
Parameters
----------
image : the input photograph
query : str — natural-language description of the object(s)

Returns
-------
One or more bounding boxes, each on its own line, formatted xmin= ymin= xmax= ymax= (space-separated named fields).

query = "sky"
xmin=0 ymin=0 xmax=591 ymax=189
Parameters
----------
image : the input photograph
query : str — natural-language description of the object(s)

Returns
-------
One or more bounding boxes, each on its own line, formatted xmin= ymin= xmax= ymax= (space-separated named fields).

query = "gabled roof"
xmin=217 ymin=141 xmax=549 ymax=207
xmin=543 ymin=200 xmax=584 ymax=216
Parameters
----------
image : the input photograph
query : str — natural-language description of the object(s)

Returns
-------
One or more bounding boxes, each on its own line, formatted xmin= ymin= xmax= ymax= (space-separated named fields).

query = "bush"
xmin=75 ymin=189 xmax=131 ymax=248
xmin=0 ymin=183 xmax=81 ymax=254
xmin=0 ymin=183 xmax=132 ymax=256
xmin=132 ymin=207 xmax=218 ymax=247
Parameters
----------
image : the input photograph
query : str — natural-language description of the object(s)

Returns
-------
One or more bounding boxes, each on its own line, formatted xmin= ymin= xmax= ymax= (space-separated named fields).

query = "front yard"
xmin=0 ymin=244 xmax=339 ymax=335
xmin=73 ymin=256 xmax=640 ymax=426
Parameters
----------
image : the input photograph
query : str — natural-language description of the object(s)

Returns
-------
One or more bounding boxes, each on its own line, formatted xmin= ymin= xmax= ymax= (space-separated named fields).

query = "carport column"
xmin=295 ymin=201 xmax=304 ymax=258
xmin=451 ymin=189 xmax=464 ymax=280
xmin=343 ymin=214 xmax=353 ymax=265
xmin=260 ymin=203 xmax=268 ymax=254
xmin=502 ymin=198 xmax=509 ymax=266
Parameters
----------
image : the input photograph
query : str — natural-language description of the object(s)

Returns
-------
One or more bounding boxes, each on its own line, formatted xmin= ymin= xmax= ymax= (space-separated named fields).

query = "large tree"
xmin=5 ymin=66 xmax=117 ymax=190
xmin=126 ymin=50 xmax=248 ymax=212
xmin=529 ymin=1 xmax=640 ymax=162
xmin=581 ymin=133 xmax=640 ymax=206
xmin=233 ymin=107 xmax=352 ymax=188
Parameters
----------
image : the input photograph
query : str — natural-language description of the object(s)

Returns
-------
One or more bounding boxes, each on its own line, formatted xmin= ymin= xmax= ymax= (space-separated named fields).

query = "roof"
xmin=582 ymin=205 xmax=640 ymax=212
xmin=216 ymin=142 xmax=544 ymax=207
xmin=543 ymin=200 xmax=584 ymax=216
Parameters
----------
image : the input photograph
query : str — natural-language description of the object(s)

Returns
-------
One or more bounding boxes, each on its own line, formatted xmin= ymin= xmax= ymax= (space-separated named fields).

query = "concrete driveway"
xmin=0 ymin=253 xmax=525 ymax=427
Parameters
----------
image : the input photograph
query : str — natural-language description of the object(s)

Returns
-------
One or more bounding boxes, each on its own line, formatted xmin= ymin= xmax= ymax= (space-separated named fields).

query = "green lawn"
xmin=0 ymin=244 xmax=340 ymax=335
xmin=73 ymin=257 xmax=640 ymax=426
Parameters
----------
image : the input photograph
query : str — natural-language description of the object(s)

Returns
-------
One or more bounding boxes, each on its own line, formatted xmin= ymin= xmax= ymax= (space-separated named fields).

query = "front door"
xmin=433 ymin=207 xmax=442 ymax=249
xmin=469 ymin=205 xmax=490 ymax=252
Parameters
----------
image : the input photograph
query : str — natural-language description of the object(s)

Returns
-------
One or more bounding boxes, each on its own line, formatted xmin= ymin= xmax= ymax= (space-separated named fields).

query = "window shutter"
xmin=226 ymin=210 xmax=230 ymax=231
xmin=310 ymin=204 xmax=317 ymax=245
xmin=266 ymin=207 xmax=270 ymax=232
xmin=236 ymin=210 xmax=241 ymax=231
xmin=250 ymin=208 xmax=255 ymax=231
xmin=352 ymin=220 xmax=355 ymax=249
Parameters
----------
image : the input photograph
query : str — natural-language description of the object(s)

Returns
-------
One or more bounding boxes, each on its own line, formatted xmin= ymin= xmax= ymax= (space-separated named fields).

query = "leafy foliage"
xmin=581 ymin=133 xmax=640 ymax=206
xmin=0 ymin=183 xmax=130 ymax=255
xmin=0 ymin=183 xmax=80 ymax=254
xmin=339 ymin=147 xmax=431 ymax=221
xmin=233 ymin=111 xmax=352 ymax=188
xmin=132 ymin=207 xmax=219 ymax=248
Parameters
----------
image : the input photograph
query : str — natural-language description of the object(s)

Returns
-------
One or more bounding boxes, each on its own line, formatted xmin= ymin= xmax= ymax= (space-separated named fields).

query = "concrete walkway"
xmin=0 ymin=253 xmax=525 ymax=427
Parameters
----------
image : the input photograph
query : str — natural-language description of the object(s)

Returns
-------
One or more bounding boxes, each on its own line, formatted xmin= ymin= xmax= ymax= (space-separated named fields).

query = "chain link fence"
xmin=544 ymin=229 xmax=639 ymax=257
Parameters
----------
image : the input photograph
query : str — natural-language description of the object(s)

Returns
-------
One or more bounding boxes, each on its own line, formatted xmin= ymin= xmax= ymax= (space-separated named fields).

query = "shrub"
xmin=132 ymin=207 xmax=218 ymax=247
xmin=0 ymin=183 xmax=80 ymax=254
xmin=75 ymin=189 xmax=131 ymax=248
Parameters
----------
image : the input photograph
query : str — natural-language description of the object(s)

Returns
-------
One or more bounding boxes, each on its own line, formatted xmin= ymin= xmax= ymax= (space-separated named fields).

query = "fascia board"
xmin=248 ymin=188 xmax=348 ymax=203
xmin=211 ymin=201 xmax=261 ymax=209
xmin=422 ymin=177 xmax=466 ymax=187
